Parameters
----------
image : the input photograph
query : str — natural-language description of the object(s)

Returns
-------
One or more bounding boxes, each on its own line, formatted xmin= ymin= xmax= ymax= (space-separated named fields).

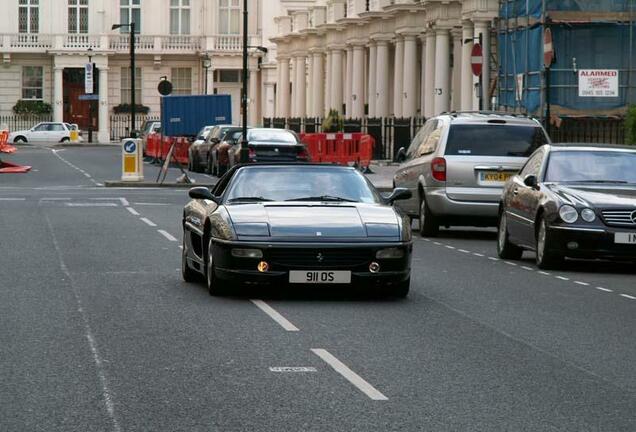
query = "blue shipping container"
xmin=161 ymin=94 xmax=232 ymax=137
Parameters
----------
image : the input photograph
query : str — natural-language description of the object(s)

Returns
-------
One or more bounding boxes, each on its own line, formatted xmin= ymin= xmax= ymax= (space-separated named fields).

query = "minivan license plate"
xmin=482 ymin=172 xmax=513 ymax=182
xmin=615 ymin=233 xmax=636 ymax=244
xmin=289 ymin=270 xmax=351 ymax=284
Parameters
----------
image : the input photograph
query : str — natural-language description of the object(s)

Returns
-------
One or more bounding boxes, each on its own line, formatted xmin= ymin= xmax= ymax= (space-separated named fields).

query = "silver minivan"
xmin=393 ymin=112 xmax=550 ymax=236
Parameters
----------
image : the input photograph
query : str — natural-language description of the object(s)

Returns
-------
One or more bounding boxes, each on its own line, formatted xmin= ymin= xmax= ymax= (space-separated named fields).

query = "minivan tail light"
xmin=248 ymin=146 xmax=256 ymax=160
xmin=431 ymin=157 xmax=446 ymax=182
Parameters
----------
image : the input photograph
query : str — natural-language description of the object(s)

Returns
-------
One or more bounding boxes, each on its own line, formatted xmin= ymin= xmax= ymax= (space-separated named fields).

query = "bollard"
xmin=121 ymin=138 xmax=144 ymax=181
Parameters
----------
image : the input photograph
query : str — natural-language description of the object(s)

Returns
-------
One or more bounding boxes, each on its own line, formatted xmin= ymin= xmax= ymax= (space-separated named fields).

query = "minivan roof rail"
xmin=442 ymin=111 xmax=531 ymax=118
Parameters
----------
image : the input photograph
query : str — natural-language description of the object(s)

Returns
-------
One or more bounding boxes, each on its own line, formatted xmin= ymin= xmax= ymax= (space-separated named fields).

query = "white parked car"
xmin=9 ymin=122 xmax=82 ymax=143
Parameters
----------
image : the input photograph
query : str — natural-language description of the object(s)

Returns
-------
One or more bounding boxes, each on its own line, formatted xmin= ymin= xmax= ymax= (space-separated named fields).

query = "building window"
xmin=22 ymin=66 xmax=43 ymax=100
xmin=120 ymin=0 xmax=141 ymax=32
xmin=215 ymin=69 xmax=241 ymax=83
xmin=68 ymin=0 xmax=88 ymax=33
xmin=170 ymin=0 xmax=190 ymax=34
xmin=219 ymin=0 xmax=240 ymax=34
xmin=121 ymin=67 xmax=142 ymax=104
xmin=19 ymin=0 xmax=39 ymax=33
xmin=171 ymin=68 xmax=192 ymax=95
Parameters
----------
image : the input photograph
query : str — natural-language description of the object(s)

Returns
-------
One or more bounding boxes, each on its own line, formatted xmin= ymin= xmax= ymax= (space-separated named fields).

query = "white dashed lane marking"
xmin=158 ymin=230 xmax=178 ymax=242
xmin=126 ymin=207 xmax=140 ymax=216
xmin=140 ymin=217 xmax=157 ymax=227
xmin=311 ymin=349 xmax=388 ymax=401
xmin=424 ymin=236 xmax=632 ymax=303
xmin=251 ymin=300 xmax=299 ymax=332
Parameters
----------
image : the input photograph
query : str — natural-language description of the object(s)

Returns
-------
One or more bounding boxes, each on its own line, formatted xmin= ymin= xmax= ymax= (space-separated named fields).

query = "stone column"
xmin=325 ymin=50 xmax=332 ymax=114
xmin=419 ymin=36 xmax=427 ymax=116
xmin=433 ymin=28 xmax=450 ymax=115
xmin=451 ymin=29 xmax=463 ymax=111
xmin=474 ymin=20 xmax=490 ymax=110
xmin=290 ymin=59 xmax=296 ymax=116
xmin=294 ymin=55 xmax=306 ymax=117
xmin=263 ymin=82 xmax=276 ymax=119
xmin=312 ymin=51 xmax=325 ymax=117
xmin=393 ymin=36 xmax=404 ymax=118
xmin=345 ymin=46 xmax=353 ymax=117
xmin=53 ymin=66 xmax=64 ymax=122
xmin=461 ymin=22 xmax=474 ymax=110
xmin=402 ymin=34 xmax=418 ymax=118
xmin=331 ymin=48 xmax=344 ymax=114
xmin=206 ymin=67 xmax=215 ymax=95
xmin=424 ymin=31 xmax=436 ymax=118
xmin=375 ymin=40 xmax=390 ymax=118
xmin=367 ymin=42 xmax=377 ymax=117
xmin=307 ymin=54 xmax=314 ymax=117
xmin=248 ymin=69 xmax=259 ymax=126
xmin=278 ymin=57 xmax=290 ymax=118
xmin=98 ymin=66 xmax=110 ymax=143
xmin=351 ymin=45 xmax=365 ymax=119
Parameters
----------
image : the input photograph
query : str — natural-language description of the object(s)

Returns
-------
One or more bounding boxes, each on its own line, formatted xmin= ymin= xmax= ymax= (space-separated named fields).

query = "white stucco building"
xmin=0 ymin=0 xmax=276 ymax=142
xmin=267 ymin=0 xmax=499 ymax=120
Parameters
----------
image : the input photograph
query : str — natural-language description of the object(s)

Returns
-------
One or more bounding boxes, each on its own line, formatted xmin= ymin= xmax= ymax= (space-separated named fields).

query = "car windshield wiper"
xmin=227 ymin=196 xmax=272 ymax=202
xmin=285 ymin=195 xmax=357 ymax=202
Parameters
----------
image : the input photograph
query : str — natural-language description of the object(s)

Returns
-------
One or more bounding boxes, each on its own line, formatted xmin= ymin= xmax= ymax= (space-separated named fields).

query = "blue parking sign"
xmin=124 ymin=140 xmax=136 ymax=153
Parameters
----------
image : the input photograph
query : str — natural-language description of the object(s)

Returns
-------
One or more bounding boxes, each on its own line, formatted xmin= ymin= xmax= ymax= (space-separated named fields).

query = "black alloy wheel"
xmin=535 ymin=217 xmax=563 ymax=269
xmin=206 ymin=238 xmax=223 ymax=296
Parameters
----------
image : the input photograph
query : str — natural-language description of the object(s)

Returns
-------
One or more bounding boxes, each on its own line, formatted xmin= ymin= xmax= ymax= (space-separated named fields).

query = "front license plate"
xmin=481 ymin=171 xmax=514 ymax=182
xmin=615 ymin=232 xmax=636 ymax=244
xmin=289 ymin=270 xmax=351 ymax=284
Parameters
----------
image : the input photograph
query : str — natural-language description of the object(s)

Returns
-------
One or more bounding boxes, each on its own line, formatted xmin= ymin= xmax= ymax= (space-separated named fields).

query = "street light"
xmin=112 ymin=22 xmax=137 ymax=137
xmin=202 ymin=54 xmax=212 ymax=95
xmin=239 ymin=0 xmax=249 ymax=163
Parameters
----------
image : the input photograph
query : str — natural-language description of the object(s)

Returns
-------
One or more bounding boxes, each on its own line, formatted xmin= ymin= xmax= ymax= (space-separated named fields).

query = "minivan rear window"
xmin=445 ymin=125 xmax=547 ymax=157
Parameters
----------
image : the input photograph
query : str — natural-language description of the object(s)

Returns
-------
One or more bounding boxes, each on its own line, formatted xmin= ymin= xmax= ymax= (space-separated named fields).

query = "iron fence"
xmin=110 ymin=114 xmax=159 ymax=141
xmin=549 ymin=117 xmax=625 ymax=144
xmin=0 ymin=114 xmax=52 ymax=131
xmin=261 ymin=116 xmax=429 ymax=161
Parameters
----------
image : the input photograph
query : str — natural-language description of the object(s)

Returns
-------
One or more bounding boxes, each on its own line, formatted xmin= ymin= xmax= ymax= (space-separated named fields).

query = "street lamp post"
xmin=239 ymin=0 xmax=249 ymax=163
xmin=112 ymin=22 xmax=136 ymax=137
xmin=202 ymin=55 xmax=212 ymax=95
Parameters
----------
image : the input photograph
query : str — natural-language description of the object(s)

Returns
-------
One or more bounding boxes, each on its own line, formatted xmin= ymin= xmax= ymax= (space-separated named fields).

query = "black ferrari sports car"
xmin=181 ymin=163 xmax=413 ymax=296
xmin=497 ymin=144 xmax=636 ymax=268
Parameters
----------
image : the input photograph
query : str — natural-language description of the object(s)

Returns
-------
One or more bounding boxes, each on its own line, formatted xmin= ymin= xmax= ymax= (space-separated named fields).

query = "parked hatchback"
xmin=393 ymin=112 xmax=549 ymax=236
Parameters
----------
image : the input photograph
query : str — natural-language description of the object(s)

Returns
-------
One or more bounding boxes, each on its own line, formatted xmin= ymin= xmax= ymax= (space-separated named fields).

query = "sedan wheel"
xmin=536 ymin=218 xmax=563 ymax=269
xmin=192 ymin=154 xmax=201 ymax=173
xmin=419 ymin=198 xmax=439 ymax=237
xmin=181 ymin=237 xmax=199 ymax=282
xmin=206 ymin=238 xmax=223 ymax=296
xmin=497 ymin=212 xmax=523 ymax=259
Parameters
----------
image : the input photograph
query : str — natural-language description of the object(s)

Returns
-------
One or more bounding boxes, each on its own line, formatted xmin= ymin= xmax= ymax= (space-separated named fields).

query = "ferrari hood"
xmin=227 ymin=203 xmax=401 ymax=240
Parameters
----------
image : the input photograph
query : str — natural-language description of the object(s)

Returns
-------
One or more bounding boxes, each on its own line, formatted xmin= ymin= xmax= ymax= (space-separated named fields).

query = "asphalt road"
xmin=1 ymin=145 xmax=635 ymax=431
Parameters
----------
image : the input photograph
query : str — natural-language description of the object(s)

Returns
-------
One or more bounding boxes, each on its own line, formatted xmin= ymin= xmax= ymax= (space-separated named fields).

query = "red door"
xmin=64 ymin=82 xmax=92 ymax=129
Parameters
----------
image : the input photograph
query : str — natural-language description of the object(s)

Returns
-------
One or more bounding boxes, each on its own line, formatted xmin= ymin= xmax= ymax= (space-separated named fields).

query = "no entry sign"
xmin=471 ymin=44 xmax=483 ymax=77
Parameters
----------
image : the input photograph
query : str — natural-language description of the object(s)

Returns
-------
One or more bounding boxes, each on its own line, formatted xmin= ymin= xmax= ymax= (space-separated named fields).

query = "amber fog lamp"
xmin=257 ymin=261 xmax=270 ymax=273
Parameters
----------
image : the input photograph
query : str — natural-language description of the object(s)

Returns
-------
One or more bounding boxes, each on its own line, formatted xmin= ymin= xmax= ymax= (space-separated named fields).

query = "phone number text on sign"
xmin=578 ymin=69 xmax=619 ymax=97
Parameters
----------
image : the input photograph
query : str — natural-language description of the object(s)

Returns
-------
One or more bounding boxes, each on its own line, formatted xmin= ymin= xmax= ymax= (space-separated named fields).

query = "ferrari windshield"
xmin=225 ymin=166 xmax=380 ymax=203
xmin=545 ymin=150 xmax=636 ymax=184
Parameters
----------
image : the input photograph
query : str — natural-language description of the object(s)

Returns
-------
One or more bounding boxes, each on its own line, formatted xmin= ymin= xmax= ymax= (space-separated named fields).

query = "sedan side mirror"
xmin=386 ymin=187 xmax=412 ymax=204
xmin=189 ymin=187 xmax=218 ymax=203
xmin=396 ymin=147 xmax=407 ymax=163
xmin=523 ymin=174 xmax=538 ymax=189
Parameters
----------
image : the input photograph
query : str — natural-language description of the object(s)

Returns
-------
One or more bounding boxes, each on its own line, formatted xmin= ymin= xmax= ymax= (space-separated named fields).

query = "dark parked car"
xmin=497 ymin=144 xmax=636 ymax=268
xmin=207 ymin=127 xmax=245 ymax=176
xmin=187 ymin=125 xmax=214 ymax=172
xmin=228 ymin=128 xmax=309 ymax=167
xmin=202 ymin=124 xmax=239 ymax=173
xmin=181 ymin=164 xmax=413 ymax=297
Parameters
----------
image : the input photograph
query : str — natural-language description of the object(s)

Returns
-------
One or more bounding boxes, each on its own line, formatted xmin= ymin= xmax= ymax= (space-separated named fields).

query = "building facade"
xmin=268 ymin=0 xmax=499 ymax=120
xmin=0 ymin=0 xmax=271 ymax=142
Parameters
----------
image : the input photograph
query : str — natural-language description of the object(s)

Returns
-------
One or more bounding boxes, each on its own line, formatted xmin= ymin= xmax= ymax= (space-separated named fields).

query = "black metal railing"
xmin=110 ymin=114 xmax=159 ymax=141
xmin=549 ymin=117 xmax=625 ymax=144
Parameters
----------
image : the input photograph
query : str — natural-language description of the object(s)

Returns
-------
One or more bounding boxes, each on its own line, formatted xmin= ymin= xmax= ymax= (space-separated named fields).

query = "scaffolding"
xmin=497 ymin=0 xmax=636 ymax=119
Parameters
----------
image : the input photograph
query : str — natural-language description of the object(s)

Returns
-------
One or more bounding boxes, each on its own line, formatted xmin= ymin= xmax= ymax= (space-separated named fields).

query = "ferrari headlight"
xmin=559 ymin=205 xmax=578 ymax=224
xmin=581 ymin=208 xmax=596 ymax=222
xmin=231 ymin=248 xmax=263 ymax=258
xmin=376 ymin=247 xmax=405 ymax=259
